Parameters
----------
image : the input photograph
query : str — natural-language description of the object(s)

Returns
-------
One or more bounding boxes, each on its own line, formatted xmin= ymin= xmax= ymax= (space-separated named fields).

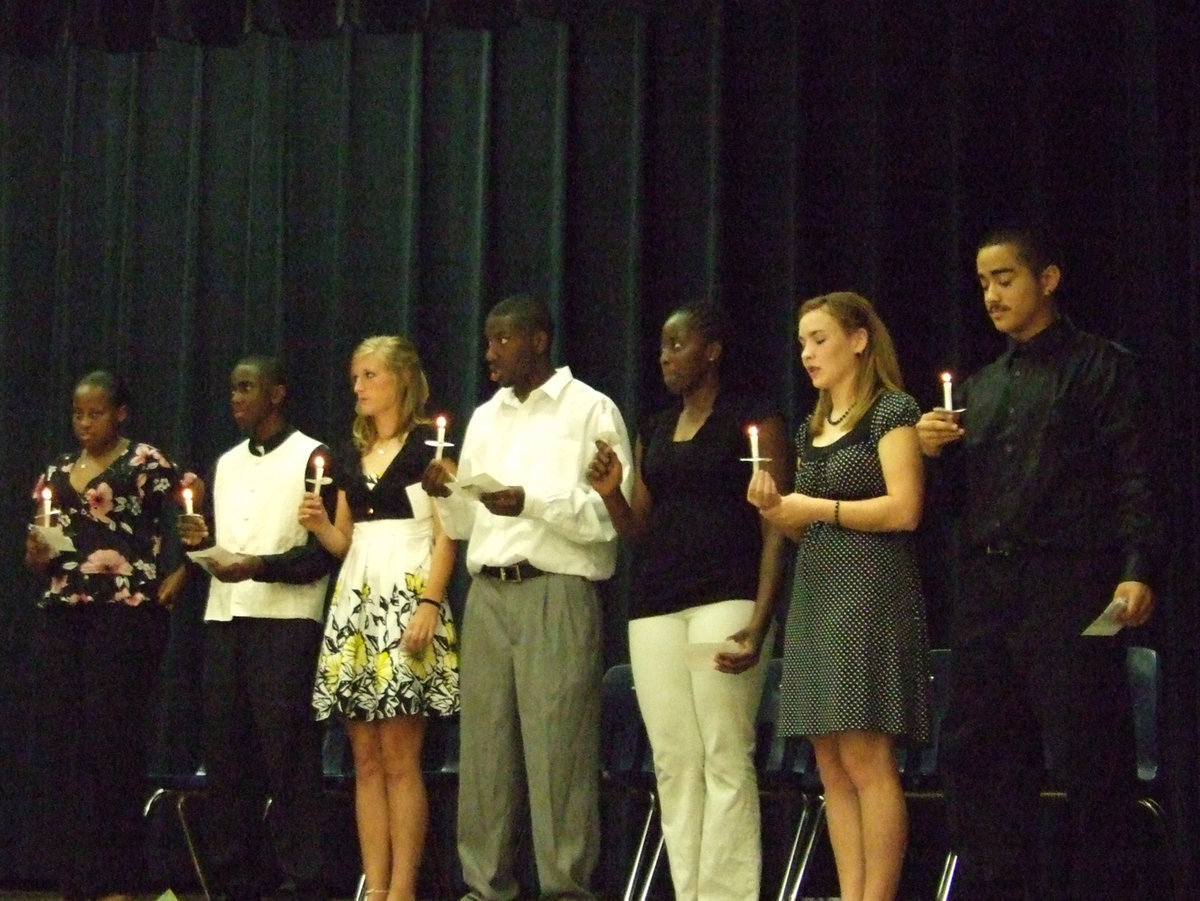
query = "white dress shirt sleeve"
xmin=520 ymin=396 xmax=633 ymax=544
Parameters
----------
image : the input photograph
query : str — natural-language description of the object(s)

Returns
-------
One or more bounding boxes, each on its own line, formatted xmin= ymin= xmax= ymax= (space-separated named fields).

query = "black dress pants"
xmin=35 ymin=603 xmax=169 ymax=900
xmin=202 ymin=617 xmax=326 ymax=901
xmin=943 ymin=551 xmax=1141 ymax=901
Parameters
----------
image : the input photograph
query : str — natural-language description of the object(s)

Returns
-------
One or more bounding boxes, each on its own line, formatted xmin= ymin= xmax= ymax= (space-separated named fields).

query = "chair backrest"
xmin=1127 ymin=646 xmax=1159 ymax=783
xmin=755 ymin=658 xmax=818 ymax=779
xmin=601 ymin=663 xmax=654 ymax=777
xmin=322 ymin=715 xmax=461 ymax=781
xmin=755 ymin=658 xmax=784 ymax=771
xmin=322 ymin=718 xmax=353 ymax=782
xmin=904 ymin=648 xmax=953 ymax=782
xmin=423 ymin=714 xmax=461 ymax=775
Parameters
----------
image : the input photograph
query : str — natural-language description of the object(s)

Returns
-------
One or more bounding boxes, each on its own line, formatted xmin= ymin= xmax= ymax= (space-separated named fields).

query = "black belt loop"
xmin=479 ymin=561 xmax=546 ymax=583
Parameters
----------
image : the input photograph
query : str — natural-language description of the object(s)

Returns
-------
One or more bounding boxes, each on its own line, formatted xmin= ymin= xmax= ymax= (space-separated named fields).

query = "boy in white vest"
xmin=179 ymin=355 xmax=335 ymax=901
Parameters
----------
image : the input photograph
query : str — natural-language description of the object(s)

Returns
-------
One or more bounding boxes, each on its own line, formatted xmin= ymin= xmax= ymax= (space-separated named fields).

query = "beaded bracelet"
xmin=833 ymin=499 xmax=841 ymax=527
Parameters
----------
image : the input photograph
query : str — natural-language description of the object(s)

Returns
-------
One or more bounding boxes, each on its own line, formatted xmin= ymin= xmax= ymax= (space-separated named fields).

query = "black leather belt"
xmin=479 ymin=561 xmax=546 ymax=582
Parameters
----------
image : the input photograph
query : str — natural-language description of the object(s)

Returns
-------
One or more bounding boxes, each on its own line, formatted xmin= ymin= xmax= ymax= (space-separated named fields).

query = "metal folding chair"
xmin=600 ymin=663 xmax=664 ymax=901
xmin=421 ymin=714 xmax=461 ymax=901
xmin=768 ymin=648 xmax=954 ymax=901
xmin=755 ymin=658 xmax=825 ymax=901
xmin=938 ymin=645 xmax=1183 ymax=901
xmin=143 ymin=763 xmax=211 ymax=899
xmin=145 ymin=719 xmax=349 ymax=901
xmin=332 ymin=714 xmax=461 ymax=901
xmin=1122 ymin=646 xmax=1185 ymax=901
xmin=904 ymin=648 xmax=956 ymax=901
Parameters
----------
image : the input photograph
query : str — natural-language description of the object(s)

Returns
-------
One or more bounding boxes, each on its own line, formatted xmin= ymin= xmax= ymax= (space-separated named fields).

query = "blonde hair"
xmin=798 ymin=292 xmax=905 ymax=437
xmin=350 ymin=335 xmax=431 ymax=452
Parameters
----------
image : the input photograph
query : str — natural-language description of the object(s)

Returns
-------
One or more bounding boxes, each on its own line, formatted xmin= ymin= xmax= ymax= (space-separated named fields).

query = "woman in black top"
xmin=588 ymin=302 xmax=788 ymax=901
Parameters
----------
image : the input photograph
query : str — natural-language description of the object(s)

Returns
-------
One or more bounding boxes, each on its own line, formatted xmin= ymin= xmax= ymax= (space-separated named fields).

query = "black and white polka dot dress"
xmin=779 ymin=391 xmax=931 ymax=741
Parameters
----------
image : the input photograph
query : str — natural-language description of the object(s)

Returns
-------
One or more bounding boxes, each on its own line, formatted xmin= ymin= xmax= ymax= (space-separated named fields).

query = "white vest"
xmin=204 ymin=430 xmax=329 ymax=622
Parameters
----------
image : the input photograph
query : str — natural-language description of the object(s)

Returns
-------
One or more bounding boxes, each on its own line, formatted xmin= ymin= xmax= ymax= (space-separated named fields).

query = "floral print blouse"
xmin=33 ymin=442 xmax=179 ymax=607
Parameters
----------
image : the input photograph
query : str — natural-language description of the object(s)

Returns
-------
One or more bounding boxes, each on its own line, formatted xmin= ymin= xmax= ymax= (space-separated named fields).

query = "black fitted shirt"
xmin=942 ymin=317 xmax=1161 ymax=584
xmin=631 ymin=390 xmax=780 ymax=618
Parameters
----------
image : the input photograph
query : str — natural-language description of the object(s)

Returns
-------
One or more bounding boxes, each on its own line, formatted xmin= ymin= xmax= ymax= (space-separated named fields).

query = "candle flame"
xmin=748 ymin=424 xmax=759 ymax=437
xmin=41 ymin=487 xmax=52 ymax=501
xmin=436 ymin=415 xmax=447 ymax=428
xmin=314 ymin=456 xmax=324 ymax=467
xmin=182 ymin=487 xmax=193 ymax=500
xmin=941 ymin=372 xmax=952 ymax=383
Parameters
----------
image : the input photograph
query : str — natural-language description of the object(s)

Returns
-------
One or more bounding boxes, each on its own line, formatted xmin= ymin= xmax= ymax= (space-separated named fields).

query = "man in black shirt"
xmin=917 ymin=227 xmax=1161 ymax=901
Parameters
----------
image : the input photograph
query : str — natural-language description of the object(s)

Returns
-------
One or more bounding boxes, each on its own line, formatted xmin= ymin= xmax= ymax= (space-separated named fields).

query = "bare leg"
xmin=349 ymin=719 xmax=393 ymax=895
xmin=813 ymin=733 xmax=866 ymax=901
xmin=379 ymin=714 xmax=428 ymax=901
xmin=837 ymin=731 xmax=907 ymax=901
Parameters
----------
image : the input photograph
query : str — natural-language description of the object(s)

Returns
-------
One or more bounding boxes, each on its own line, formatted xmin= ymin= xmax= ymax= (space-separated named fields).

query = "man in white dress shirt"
xmin=423 ymin=296 xmax=632 ymax=901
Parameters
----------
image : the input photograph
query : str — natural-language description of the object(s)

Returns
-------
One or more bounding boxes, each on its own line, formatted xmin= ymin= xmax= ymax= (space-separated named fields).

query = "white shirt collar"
xmin=497 ymin=366 xmax=573 ymax=408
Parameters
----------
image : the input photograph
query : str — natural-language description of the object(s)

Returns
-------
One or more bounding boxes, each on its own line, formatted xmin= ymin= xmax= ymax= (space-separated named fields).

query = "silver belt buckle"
xmin=499 ymin=564 xmax=521 ymax=582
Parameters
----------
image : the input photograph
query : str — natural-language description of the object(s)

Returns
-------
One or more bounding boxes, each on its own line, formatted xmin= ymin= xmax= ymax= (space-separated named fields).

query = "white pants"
xmin=628 ymin=599 xmax=771 ymax=901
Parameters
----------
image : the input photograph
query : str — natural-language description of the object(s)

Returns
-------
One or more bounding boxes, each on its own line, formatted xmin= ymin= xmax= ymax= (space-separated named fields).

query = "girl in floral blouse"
xmin=24 ymin=370 xmax=185 ymax=901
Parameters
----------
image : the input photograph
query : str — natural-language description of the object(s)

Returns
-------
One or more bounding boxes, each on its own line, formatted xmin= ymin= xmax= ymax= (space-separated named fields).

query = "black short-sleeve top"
xmin=630 ymin=390 xmax=780 ymax=619
xmin=337 ymin=422 xmax=437 ymax=521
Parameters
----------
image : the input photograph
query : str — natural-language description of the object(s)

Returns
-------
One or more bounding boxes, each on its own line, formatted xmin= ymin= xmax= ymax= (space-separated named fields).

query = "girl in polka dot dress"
xmin=747 ymin=292 xmax=931 ymax=901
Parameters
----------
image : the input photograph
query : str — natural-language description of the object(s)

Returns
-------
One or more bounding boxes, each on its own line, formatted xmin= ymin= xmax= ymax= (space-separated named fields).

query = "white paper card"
xmin=448 ymin=471 xmax=507 ymax=501
xmin=1082 ymin=598 xmax=1127 ymax=637
xmin=683 ymin=640 xmax=744 ymax=672
xmin=187 ymin=545 xmax=241 ymax=575
xmin=405 ymin=481 xmax=433 ymax=521
xmin=594 ymin=430 xmax=622 ymax=447
xmin=32 ymin=524 xmax=75 ymax=555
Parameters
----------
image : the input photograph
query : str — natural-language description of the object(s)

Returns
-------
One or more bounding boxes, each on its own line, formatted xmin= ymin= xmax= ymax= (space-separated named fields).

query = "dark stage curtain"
xmin=1 ymin=0 xmax=1197 ymax=893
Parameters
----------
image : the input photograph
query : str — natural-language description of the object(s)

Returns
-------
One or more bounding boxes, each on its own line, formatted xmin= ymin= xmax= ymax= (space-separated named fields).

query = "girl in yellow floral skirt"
xmin=300 ymin=336 xmax=459 ymax=901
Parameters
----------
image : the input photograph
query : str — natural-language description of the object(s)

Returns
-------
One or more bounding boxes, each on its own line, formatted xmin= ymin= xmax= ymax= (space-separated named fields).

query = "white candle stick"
xmin=434 ymin=415 xmax=447 ymax=460
xmin=310 ymin=456 xmax=325 ymax=494
xmin=41 ymin=487 xmax=52 ymax=528
xmin=182 ymin=487 xmax=194 ymax=516
xmin=748 ymin=425 xmax=760 ymax=474
xmin=941 ymin=372 xmax=953 ymax=410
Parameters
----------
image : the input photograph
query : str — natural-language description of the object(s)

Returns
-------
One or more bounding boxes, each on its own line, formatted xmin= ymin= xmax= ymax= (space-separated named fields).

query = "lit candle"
xmin=41 ymin=487 xmax=52 ymax=528
xmin=182 ymin=487 xmax=194 ymax=516
xmin=310 ymin=455 xmax=325 ymax=494
xmin=434 ymin=415 xmax=447 ymax=460
xmin=748 ymin=425 xmax=760 ymax=473
xmin=941 ymin=372 xmax=953 ymax=410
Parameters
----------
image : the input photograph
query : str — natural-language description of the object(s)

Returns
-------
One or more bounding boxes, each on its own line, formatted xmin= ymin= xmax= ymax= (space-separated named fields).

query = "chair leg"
xmin=781 ymin=797 xmax=826 ymax=901
xmin=176 ymin=792 xmax=212 ymax=901
xmin=1137 ymin=796 xmax=1187 ymax=901
xmin=935 ymin=850 xmax=958 ymax=901
xmin=636 ymin=832 xmax=666 ymax=901
xmin=353 ymin=873 xmax=366 ymax=901
xmin=622 ymin=793 xmax=661 ymax=901
xmin=774 ymin=798 xmax=813 ymax=901
xmin=143 ymin=787 xmax=169 ymax=819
